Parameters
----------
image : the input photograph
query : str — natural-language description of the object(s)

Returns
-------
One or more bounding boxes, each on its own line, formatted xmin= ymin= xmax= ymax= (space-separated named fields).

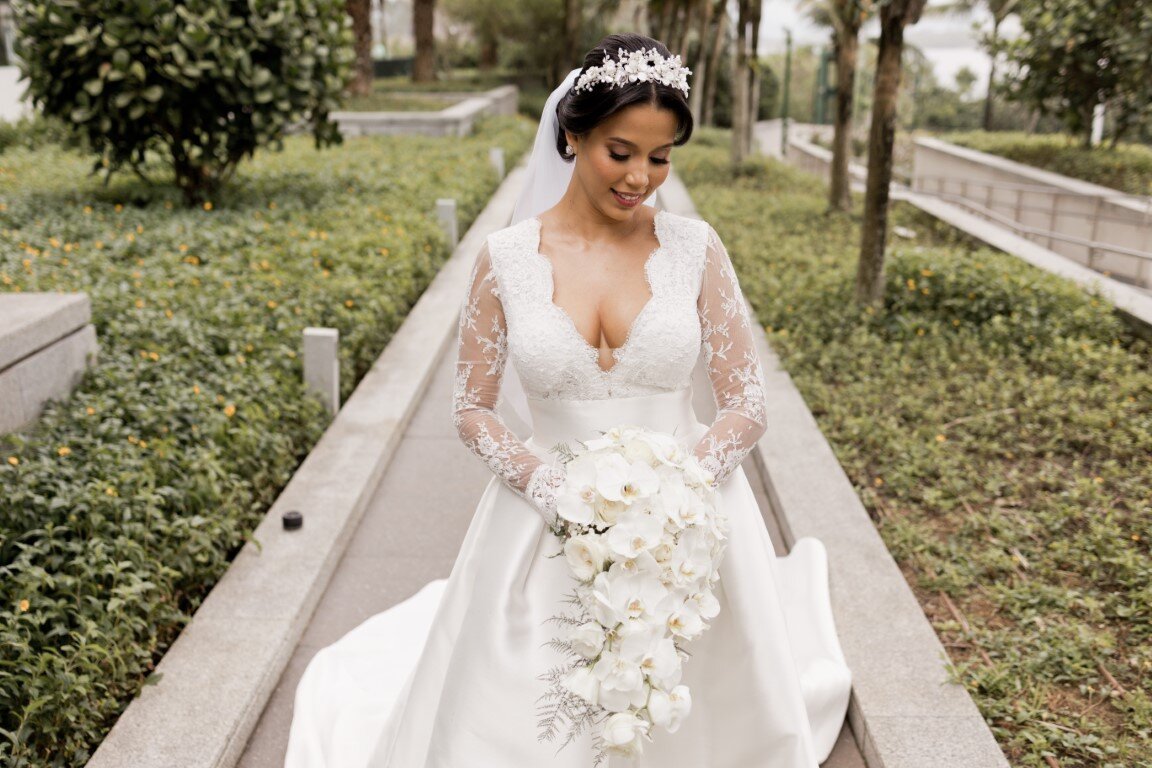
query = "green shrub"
xmin=0 ymin=115 xmax=534 ymax=765
xmin=943 ymin=131 xmax=1152 ymax=197
xmin=14 ymin=0 xmax=354 ymax=204
xmin=679 ymin=130 xmax=1152 ymax=767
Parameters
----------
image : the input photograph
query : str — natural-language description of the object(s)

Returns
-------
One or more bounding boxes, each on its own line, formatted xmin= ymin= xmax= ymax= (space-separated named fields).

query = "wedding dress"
xmin=284 ymin=208 xmax=852 ymax=767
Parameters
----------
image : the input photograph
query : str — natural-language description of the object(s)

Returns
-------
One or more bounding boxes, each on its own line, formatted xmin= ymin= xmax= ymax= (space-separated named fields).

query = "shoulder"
xmin=655 ymin=209 xmax=712 ymax=270
xmin=485 ymin=216 xmax=538 ymax=260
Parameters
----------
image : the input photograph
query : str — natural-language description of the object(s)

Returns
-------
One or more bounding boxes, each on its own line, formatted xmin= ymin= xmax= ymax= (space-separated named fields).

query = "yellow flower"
xmin=86 ymin=406 xmax=95 ymax=415
xmin=114 ymin=203 xmax=123 ymax=212
xmin=267 ymin=299 xmax=278 ymax=309
xmin=1093 ymin=476 xmax=1103 ymax=484
xmin=917 ymin=328 xmax=926 ymax=336
xmin=873 ymin=476 xmax=884 ymax=486
xmin=203 ymin=201 xmax=213 ymax=211
xmin=165 ymin=309 xmax=174 ymax=318
xmin=236 ymin=354 xmax=246 ymax=364
xmin=268 ymin=201 xmax=277 ymax=210
xmin=83 ymin=205 xmax=93 ymax=214
xmin=49 ymin=237 xmax=61 ymax=248
xmin=920 ymin=268 xmax=933 ymax=277
xmin=149 ymin=351 xmax=159 ymax=361
xmin=345 ymin=299 xmax=355 ymax=308
xmin=906 ymin=278 xmax=916 ymax=290
xmin=126 ymin=233 xmax=135 ymax=243
xmin=135 ymin=299 xmax=145 ymax=309
xmin=193 ymin=385 xmax=201 ymax=395
xmin=105 ymin=487 xmax=118 ymax=496
xmin=1134 ymin=534 xmax=1142 ymax=542
xmin=224 ymin=404 xmax=237 ymax=418
xmin=935 ymin=434 xmax=946 ymax=442
xmin=136 ymin=224 xmax=143 ymax=234
xmin=18 ymin=599 xmax=29 ymax=612
xmin=7 ymin=456 xmax=19 ymax=466
xmin=57 ymin=446 xmax=71 ymax=457
xmin=179 ymin=244 xmax=188 ymax=252
xmin=378 ymin=247 xmax=389 ymax=256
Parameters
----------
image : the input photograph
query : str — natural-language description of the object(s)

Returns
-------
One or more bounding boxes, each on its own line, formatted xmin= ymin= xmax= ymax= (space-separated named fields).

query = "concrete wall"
xmin=331 ymin=84 xmax=518 ymax=138
xmin=912 ymin=137 xmax=1152 ymax=290
xmin=0 ymin=65 xmax=31 ymax=123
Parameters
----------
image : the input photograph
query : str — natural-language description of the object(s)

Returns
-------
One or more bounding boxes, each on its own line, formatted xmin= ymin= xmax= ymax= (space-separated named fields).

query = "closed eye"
xmin=609 ymin=151 xmax=670 ymax=165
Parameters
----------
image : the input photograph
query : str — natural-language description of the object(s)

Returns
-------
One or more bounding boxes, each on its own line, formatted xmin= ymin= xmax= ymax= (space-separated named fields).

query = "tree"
xmin=730 ymin=0 xmax=761 ymax=164
xmin=413 ymin=0 xmax=436 ymax=82
xmin=803 ymin=0 xmax=874 ymax=212
xmin=856 ymin=0 xmax=927 ymax=307
xmin=346 ymin=0 xmax=373 ymax=96
xmin=936 ymin=0 xmax=1018 ymax=130
xmin=954 ymin=65 xmax=978 ymax=100
xmin=1003 ymin=0 xmax=1152 ymax=147
xmin=14 ymin=0 xmax=352 ymax=205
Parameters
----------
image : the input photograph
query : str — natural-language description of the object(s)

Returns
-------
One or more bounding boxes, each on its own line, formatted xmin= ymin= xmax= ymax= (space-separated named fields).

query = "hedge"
xmin=0 ymin=114 xmax=533 ymax=765
xmin=678 ymin=129 xmax=1152 ymax=768
xmin=943 ymin=131 xmax=1152 ymax=197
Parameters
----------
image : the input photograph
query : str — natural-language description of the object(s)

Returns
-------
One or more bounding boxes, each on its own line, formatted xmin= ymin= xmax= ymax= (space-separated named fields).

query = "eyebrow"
xmin=607 ymin=137 xmax=674 ymax=150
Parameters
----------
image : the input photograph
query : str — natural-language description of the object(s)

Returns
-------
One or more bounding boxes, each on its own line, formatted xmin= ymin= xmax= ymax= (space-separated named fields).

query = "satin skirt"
xmin=285 ymin=389 xmax=851 ymax=767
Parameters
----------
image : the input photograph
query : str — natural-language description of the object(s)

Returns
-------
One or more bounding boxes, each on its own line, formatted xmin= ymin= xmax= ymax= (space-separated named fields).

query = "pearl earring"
xmin=565 ymin=144 xmax=574 ymax=156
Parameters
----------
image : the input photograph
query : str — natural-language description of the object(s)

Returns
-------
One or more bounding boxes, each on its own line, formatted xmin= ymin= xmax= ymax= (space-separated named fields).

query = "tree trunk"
xmin=703 ymin=1 xmax=726 ymax=126
xmin=829 ymin=28 xmax=859 ymax=212
xmin=981 ymin=19 xmax=1000 ymax=131
xmin=564 ymin=0 xmax=582 ymax=71
xmin=479 ymin=32 xmax=498 ymax=70
xmin=412 ymin=0 xmax=436 ymax=83
xmin=689 ymin=0 xmax=714 ymax=120
xmin=744 ymin=1 xmax=761 ymax=154
xmin=856 ymin=5 xmax=905 ymax=307
xmin=731 ymin=10 xmax=749 ymax=164
xmin=346 ymin=0 xmax=373 ymax=96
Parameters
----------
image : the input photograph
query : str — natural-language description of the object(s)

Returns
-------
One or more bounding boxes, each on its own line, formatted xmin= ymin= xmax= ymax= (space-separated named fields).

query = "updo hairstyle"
xmin=554 ymin=33 xmax=694 ymax=162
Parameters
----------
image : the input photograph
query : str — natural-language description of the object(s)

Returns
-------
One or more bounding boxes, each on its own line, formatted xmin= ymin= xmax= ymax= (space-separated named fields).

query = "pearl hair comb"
xmin=573 ymin=47 xmax=692 ymax=97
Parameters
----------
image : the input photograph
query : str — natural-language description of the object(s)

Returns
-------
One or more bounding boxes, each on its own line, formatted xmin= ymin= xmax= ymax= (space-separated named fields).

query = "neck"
xmin=549 ymin=184 xmax=647 ymax=244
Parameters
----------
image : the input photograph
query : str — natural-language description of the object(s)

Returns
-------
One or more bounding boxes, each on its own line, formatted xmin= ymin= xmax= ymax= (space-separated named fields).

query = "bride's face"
xmin=566 ymin=102 xmax=678 ymax=221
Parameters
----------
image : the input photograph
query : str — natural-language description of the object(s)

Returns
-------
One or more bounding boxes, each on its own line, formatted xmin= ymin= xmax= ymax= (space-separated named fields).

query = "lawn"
xmin=678 ymin=129 xmax=1152 ymax=768
xmin=0 ymin=114 xmax=534 ymax=765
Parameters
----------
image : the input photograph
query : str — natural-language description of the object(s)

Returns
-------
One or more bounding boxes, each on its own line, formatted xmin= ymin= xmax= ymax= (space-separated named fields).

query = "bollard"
xmin=436 ymin=198 xmax=458 ymax=250
xmin=303 ymin=327 xmax=340 ymax=415
xmin=489 ymin=147 xmax=505 ymax=180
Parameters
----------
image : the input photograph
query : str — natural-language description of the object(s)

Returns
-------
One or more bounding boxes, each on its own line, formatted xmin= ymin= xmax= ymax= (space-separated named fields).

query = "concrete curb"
xmin=86 ymin=161 xmax=527 ymax=768
xmin=659 ymin=169 xmax=1011 ymax=768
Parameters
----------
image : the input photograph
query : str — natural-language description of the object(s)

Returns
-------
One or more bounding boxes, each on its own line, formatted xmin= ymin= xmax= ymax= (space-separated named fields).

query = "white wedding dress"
xmin=284 ymin=209 xmax=852 ymax=767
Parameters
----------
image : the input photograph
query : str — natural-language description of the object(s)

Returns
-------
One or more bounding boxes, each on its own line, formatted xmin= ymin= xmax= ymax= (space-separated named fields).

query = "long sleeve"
xmin=452 ymin=243 xmax=565 ymax=524
xmin=693 ymin=224 xmax=768 ymax=485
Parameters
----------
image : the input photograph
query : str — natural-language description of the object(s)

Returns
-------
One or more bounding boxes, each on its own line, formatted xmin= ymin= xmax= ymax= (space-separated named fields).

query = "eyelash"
xmin=609 ymin=151 xmax=670 ymax=165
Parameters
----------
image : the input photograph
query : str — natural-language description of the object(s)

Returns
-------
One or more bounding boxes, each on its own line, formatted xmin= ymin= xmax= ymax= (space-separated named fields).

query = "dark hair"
xmin=555 ymin=33 xmax=694 ymax=162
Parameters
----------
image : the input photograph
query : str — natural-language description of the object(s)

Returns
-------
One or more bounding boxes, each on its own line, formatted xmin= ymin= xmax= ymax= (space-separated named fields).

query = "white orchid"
xmin=601 ymin=711 xmax=649 ymax=757
xmin=595 ymin=453 xmax=659 ymax=505
xmin=647 ymin=685 xmax=692 ymax=733
xmin=568 ymin=621 xmax=606 ymax=659
xmin=562 ymin=665 xmax=601 ymax=706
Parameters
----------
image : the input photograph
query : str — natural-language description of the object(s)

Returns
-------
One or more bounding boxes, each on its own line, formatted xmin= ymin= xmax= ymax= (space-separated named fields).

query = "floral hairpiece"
xmin=573 ymin=46 xmax=692 ymax=97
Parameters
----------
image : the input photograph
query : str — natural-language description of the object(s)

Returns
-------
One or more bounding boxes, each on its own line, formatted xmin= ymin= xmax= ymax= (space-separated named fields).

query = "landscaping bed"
xmin=943 ymin=131 xmax=1152 ymax=197
xmin=0 ymin=114 xmax=533 ymax=765
xmin=679 ymin=129 xmax=1152 ymax=768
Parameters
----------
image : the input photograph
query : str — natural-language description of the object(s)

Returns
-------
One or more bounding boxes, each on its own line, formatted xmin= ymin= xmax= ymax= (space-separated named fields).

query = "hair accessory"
xmin=574 ymin=46 xmax=692 ymax=97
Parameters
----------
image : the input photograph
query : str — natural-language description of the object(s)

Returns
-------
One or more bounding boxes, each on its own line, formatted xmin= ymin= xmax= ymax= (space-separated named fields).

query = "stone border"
xmin=660 ymin=169 xmax=1011 ymax=768
xmin=85 ymin=161 xmax=527 ymax=768
xmin=332 ymin=84 xmax=518 ymax=138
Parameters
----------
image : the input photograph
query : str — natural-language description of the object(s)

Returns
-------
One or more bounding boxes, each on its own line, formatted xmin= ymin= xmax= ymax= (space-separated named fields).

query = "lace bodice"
xmin=452 ymin=209 xmax=767 ymax=523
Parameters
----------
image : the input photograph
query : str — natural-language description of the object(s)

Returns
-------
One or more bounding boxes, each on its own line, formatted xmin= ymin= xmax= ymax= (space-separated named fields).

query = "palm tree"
xmin=731 ymin=0 xmax=762 ymax=164
xmin=802 ymin=0 xmax=874 ymax=212
xmin=856 ymin=0 xmax=927 ymax=307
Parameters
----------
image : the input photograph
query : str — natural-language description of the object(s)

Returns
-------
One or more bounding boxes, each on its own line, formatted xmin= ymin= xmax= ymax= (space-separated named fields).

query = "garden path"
xmin=236 ymin=326 xmax=865 ymax=768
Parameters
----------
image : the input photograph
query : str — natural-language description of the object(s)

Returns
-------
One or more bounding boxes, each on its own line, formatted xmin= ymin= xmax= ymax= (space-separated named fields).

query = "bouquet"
xmin=536 ymin=425 xmax=728 ymax=763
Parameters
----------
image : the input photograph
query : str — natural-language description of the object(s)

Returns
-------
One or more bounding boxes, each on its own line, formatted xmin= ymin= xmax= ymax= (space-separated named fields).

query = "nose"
xmin=625 ymin=162 xmax=648 ymax=189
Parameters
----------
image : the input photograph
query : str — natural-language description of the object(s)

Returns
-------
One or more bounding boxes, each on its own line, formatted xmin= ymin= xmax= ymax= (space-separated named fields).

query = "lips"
xmin=612 ymin=188 xmax=643 ymax=206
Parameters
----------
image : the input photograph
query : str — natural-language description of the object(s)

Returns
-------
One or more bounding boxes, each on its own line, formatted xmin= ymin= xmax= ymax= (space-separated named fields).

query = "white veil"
xmin=497 ymin=67 xmax=657 ymax=435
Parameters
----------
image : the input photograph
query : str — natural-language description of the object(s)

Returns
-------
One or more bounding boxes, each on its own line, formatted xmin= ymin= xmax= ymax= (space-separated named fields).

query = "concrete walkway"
xmin=238 ymin=325 xmax=864 ymax=766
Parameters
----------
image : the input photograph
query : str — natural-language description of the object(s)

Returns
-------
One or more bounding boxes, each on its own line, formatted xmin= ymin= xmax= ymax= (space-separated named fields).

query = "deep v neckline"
xmin=530 ymin=209 xmax=664 ymax=376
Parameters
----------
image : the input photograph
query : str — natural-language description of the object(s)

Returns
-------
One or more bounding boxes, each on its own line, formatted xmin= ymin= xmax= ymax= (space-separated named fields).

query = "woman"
xmin=286 ymin=32 xmax=851 ymax=767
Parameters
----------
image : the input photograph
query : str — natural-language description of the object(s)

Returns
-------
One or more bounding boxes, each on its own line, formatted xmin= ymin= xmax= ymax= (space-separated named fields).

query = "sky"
xmin=757 ymin=0 xmax=1022 ymax=95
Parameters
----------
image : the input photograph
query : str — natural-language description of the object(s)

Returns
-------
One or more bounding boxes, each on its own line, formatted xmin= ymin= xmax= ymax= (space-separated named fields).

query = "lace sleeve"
xmin=693 ymin=224 xmax=768 ymax=485
xmin=452 ymin=243 xmax=565 ymax=524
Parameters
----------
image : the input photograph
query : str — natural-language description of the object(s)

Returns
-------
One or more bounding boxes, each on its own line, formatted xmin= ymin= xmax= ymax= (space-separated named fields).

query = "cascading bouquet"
xmin=536 ymin=425 xmax=728 ymax=763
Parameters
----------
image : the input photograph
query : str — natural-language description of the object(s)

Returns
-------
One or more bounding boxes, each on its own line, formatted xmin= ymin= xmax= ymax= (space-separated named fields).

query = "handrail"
xmin=914 ymin=173 xmax=1152 ymax=209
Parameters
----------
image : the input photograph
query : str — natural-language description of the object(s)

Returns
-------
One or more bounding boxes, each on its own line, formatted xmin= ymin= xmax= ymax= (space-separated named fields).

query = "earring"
xmin=565 ymin=144 xmax=575 ymax=156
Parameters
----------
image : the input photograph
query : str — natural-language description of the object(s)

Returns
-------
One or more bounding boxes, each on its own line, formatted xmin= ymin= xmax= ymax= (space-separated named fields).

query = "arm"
xmin=452 ymin=243 xmax=565 ymax=524
xmin=693 ymin=224 xmax=768 ymax=485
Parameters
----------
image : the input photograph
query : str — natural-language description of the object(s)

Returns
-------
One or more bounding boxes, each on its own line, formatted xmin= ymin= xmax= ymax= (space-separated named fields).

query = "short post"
xmin=489 ymin=147 xmax=505 ymax=180
xmin=437 ymin=198 xmax=458 ymax=250
xmin=303 ymin=327 xmax=340 ymax=415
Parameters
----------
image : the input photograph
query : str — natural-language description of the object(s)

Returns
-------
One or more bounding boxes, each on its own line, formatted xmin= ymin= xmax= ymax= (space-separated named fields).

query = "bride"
xmin=285 ymin=32 xmax=851 ymax=767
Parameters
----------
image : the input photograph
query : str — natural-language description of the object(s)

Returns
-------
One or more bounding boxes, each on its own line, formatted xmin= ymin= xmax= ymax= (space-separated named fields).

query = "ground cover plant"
xmin=944 ymin=131 xmax=1152 ymax=197
xmin=0 ymin=114 xmax=533 ymax=765
xmin=678 ymin=129 xmax=1152 ymax=768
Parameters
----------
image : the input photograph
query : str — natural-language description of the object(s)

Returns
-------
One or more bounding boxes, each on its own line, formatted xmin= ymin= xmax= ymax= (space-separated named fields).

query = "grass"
xmin=0 ymin=114 xmax=534 ymax=765
xmin=677 ymin=128 xmax=1152 ymax=768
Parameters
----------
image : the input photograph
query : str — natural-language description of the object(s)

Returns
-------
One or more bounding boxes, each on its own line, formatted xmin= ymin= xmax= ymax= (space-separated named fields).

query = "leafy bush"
xmin=943 ymin=131 xmax=1152 ymax=197
xmin=14 ymin=0 xmax=354 ymax=204
xmin=0 ymin=115 xmax=534 ymax=765
xmin=679 ymin=129 xmax=1152 ymax=768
